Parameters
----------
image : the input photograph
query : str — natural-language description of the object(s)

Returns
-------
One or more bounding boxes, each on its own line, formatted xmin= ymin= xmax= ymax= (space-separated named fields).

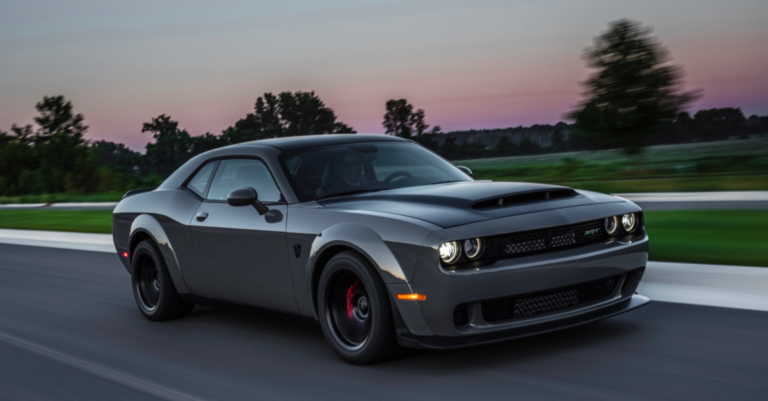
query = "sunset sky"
xmin=1 ymin=0 xmax=767 ymax=150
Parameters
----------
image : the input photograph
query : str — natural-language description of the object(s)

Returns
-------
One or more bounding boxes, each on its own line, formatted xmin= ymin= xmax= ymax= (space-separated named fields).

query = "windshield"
xmin=279 ymin=141 xmax=472 ymax=202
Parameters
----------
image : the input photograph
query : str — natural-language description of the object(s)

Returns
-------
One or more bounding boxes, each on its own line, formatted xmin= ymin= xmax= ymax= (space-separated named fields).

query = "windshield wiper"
xmin=430 ymin=180 xmax=464 ymax=185
xmin=317 ymin=188 xmax=387 ymax=200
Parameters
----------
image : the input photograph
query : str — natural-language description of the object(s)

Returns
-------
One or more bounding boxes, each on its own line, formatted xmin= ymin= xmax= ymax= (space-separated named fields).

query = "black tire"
xmin=131 ymin=239 xmax=195 ymax=321
xmin=317 ymin=251 xmax=400 ymax=364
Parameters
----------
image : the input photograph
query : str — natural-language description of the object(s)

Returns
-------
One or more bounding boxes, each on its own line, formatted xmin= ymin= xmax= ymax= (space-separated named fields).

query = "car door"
xmin=189 ymin=157 xmax=297 ymax=313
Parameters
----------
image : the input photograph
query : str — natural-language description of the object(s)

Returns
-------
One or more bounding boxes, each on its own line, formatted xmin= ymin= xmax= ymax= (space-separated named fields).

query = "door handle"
xmin=196 ymin=212 xmax=209 ymax=222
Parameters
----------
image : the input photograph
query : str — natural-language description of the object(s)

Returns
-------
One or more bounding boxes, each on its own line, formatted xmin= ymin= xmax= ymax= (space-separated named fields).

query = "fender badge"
xmin=293 ymin=243 xmax=302 ymax=258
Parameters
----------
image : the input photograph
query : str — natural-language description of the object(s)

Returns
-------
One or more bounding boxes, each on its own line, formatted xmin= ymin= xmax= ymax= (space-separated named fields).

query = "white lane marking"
xmin=0 ymin=331 xmax=209 ymax=401
xmin=0 ymin=229 xmax=115 ymax=253
xmin=0 ymin=202 xmax=117 ymax=208
xmin=640 ymin=261 xmax=768 ymax=312
xmin=48 ymin=202 xmax=119 ymax=207
xmin=0 ymin=203 xmax=47 ymax=208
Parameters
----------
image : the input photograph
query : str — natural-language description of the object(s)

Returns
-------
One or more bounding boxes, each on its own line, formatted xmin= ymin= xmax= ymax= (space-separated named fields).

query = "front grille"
xmin=483 ymin=219 xmax=606 ymax=260
xmin=480 ymin=275 xmax=619 ymax=323
xmin=453 ymin=304 xmax=469 ymax=327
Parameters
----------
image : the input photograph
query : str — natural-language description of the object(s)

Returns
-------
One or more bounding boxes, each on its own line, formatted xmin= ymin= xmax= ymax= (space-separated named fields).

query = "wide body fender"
xmin=304 ymin=223 xmax=435 ymax=335
xmin=128 ymin=214 xmax=190 ymax=294
xmin=309 ymin=223 xmax=407 ymax=281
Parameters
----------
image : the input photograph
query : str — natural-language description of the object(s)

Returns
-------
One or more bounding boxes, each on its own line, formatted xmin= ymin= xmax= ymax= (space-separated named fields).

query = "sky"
xmin=1 ymin=0 xmax=767 ymax=150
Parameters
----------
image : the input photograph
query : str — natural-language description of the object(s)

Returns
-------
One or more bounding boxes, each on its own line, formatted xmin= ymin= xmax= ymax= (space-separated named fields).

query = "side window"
xmin=185 ymin=161 xmax=217 ymax=198
xmin=207 ymin=159 xmax=282 ymax=203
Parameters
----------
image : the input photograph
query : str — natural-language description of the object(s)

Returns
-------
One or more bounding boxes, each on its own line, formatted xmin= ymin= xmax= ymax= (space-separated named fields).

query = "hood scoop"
xmin=472 ymin=189 xmax=579 ymax=210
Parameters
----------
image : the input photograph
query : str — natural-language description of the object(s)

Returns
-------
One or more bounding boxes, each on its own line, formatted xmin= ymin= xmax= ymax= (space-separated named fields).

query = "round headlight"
xmin=439 ymin=241 xmax=461 ymax=264
xmin=604 ymin=216 xmax=619 ymax=236
xmin=622 ymin=213 xmax=637 ymax=233
xmin=463 ymin=238 xmax=484 ymax=260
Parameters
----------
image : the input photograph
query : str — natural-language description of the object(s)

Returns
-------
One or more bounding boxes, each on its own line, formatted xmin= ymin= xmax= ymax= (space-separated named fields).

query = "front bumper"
xmin=395 ymin=293 xmax=649 ymax=349
xmin=386 ymin=232 xmax=649 ymax=345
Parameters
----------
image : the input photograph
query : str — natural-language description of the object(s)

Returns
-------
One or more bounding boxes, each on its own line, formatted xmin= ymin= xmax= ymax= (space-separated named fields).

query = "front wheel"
xmin=317 ymin=251 xmax=400 ymax=364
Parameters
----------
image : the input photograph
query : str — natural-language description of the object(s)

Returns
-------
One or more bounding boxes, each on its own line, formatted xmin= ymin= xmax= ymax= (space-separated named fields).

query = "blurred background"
xmin=1 ymin=0 xmax=767 ymax=266
xmin=2 ymin=3 xmax=768 ymax=400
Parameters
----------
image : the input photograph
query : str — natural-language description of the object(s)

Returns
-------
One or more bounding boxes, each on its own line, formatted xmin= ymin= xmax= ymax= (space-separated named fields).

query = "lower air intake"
xmin=481 ymin=276 xmax=619 ymax=323
xmin=454 ymin=304 xmax=469 ymax=327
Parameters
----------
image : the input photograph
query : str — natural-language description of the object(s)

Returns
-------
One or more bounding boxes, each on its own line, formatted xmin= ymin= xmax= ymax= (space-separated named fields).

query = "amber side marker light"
xmin=397 ymin=294 xmax=427 ymax=301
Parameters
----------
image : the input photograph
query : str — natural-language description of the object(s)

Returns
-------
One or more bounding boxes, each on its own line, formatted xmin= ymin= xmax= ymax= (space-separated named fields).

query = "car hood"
xmin=317 ymin=181 xmax=626 ymax=228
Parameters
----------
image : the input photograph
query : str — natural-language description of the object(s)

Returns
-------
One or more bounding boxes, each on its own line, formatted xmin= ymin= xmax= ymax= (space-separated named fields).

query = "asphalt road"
xmin=1 ymin=244 xmax=767 ymax=401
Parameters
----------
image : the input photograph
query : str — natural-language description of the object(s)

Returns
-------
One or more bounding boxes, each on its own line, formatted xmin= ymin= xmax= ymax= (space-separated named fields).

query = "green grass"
xmin=3 ymin=139 xmax=767 ymax=204
xmin=0 ymin=210 xmax=113 ymax=234
xmin=644 ymin=210 xmax=768 ymax=268
xmin=459 ymin=138 xmax=768 ymax=193
xmin=0 ymin=192 xmax=124 ymax=205
xmin=1 ymin=209 xmax=766 ymax=267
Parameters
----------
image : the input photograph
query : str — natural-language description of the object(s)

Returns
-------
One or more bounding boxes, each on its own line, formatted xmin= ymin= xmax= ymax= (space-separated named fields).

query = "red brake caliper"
xmin=346 ymin=279 xmax=360 ymax=318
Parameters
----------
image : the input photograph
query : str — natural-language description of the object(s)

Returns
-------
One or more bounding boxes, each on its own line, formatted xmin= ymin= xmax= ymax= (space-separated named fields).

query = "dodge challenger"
xmin=112 ymin=134 xmax=649 ymax=364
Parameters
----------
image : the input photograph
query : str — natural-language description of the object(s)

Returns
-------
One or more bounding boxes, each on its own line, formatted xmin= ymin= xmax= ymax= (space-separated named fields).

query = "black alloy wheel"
xmin=131 ymin=239 xmax=195 ymax=321
xmin=328 ymin=272 xmax=372 ymax=350
xmin=136 ymin=255 xmax=161 ymax=312
xmin=318 ymin=251 xmax=400 ymax=364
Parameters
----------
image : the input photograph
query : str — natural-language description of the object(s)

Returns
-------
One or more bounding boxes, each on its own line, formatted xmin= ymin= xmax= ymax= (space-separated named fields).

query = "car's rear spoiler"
xmin=122 ymin=187 xmax=157 ymax=199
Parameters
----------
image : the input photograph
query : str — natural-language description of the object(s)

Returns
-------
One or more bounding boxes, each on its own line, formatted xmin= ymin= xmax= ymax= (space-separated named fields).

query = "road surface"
xmin=1 ymin=243 xmax=767 ymax=401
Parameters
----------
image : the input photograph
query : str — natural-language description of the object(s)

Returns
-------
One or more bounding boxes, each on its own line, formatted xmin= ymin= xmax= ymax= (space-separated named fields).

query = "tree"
xmin=142 ymin=115 xmax=193 ymax=178
xmin=568 ymin=19 xmax=699 ymax=153
xmin=189 ymin=132 xmax=222 ymax=156
xmin=692 ymin=108 xmax=747 ymax=140
xmin=671 ymin=111 xmax=694 ymax=143
xmin=221 ymin=91 xmax=355 ymax=144
xmin=551 ymin=130 xmax=565 ymax=150
xmin=33 ymin=95 xmax=88 ymax=145
xmin=383 ymin=99 xmax=441 ymax=138
xmin=91 ymin=140 xmax=144 ymax=175
xmin=493 ymin=135 xmax=517 ymax=156
xmin=0 ymin=95 xmax=99 ymax=195
xmin=517 ymin=137 xmax=541 ymax=155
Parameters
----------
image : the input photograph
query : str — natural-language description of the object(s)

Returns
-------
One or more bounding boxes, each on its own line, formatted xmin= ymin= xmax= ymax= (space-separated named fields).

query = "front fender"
xmin=305 ymin=223 xmax=434 ymax=335
xmin=307 ymin=223 xmax=407 ymax=288
xmin=129 ymin=214 xmax=189 ymax=294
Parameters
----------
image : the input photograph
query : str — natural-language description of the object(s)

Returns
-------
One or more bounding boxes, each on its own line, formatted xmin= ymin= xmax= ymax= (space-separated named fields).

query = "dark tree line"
xmin=3 ymin=20 xmax=767 ymax=197
xmin=137 ymin=91 xmax=356 ymax=178
xmin=0 ymin=92 xmax=356 ymax=197
xmin=0 ymin=96 xmax=136 ymax=196
xmin=386 ymin=20 xmax=767 ymax=160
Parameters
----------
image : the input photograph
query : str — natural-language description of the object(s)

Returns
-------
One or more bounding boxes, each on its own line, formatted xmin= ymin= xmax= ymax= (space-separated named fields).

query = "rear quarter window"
xmin=185 ymin=161 xmax=217 ymax=198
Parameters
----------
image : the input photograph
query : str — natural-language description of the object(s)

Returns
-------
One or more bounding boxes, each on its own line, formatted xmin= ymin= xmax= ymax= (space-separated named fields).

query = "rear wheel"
xmin=131 ymin=240 xmax=194 ymax=321
xmin=318 ymin=251 xmax=400 ymax=364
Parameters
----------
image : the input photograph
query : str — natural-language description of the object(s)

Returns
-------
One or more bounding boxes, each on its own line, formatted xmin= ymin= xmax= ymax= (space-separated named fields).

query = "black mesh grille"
xmin=453 ymin=304 xmax=469 ymax=327
xmin=483 ymin=219 xmax=606 ymax=260
xmin=480 ymin=276 xmax=620 ymax=323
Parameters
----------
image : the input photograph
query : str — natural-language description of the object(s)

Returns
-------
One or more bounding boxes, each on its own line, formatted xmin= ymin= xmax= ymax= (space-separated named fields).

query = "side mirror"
xmin=227 ymin=187 xmax=270 ymax=215
xmin=456 ymin=166 xmax=473 ymax=177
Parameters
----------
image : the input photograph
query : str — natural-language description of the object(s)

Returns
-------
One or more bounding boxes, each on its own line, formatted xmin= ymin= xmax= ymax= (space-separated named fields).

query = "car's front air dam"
xmin=391 ymin=235 xmax=649 ymax=340
xmin=395 ymin=293 xmax=649 ymax=349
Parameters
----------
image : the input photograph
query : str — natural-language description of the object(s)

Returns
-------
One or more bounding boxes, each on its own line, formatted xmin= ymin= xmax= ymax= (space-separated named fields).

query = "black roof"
xmin=238 ymin=134 xmax=407 ymax=152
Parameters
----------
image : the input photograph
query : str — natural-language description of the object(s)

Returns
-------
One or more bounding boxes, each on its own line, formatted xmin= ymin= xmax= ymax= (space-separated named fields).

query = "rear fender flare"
xmin=129 ymin=214 xmax=189 ymax=294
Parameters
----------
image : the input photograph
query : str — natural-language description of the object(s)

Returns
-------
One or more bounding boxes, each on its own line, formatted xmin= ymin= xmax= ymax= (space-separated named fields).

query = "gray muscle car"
xmin=112 ymin=134 xmax=649 ymax=364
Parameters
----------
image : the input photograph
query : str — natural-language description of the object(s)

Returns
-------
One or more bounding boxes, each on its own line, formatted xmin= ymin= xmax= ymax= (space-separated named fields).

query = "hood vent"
xmin=472 ymin=189 xmax=578 ymax=210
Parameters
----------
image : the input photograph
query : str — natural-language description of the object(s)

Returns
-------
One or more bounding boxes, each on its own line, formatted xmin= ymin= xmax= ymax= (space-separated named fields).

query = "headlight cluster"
xmin=605 ymin=213 xmax=640 ymax=236
xmin=439 ymin=238 xmax=484 ymax=264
